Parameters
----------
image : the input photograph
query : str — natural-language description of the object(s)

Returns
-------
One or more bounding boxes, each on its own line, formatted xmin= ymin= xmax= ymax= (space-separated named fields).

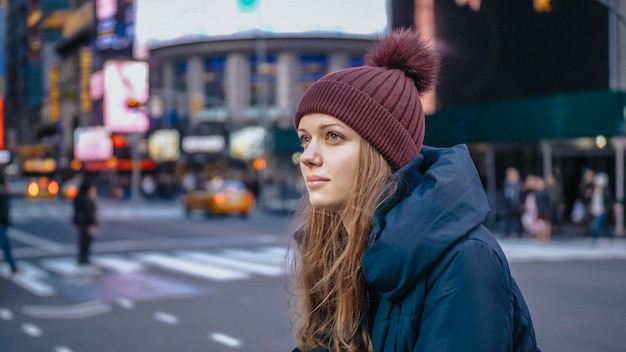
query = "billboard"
xmin=148 ymin=129 xmax=180 ymax=161
xmin=103 ymin=60 xmax=149 ymax=133
xmin=432 ymin=0 xmax=609 ymax=108
xmin=74 ymin=126 xmax=113 ymax=161
xmin=96 ymin=0 xmax=136 ymax=56
xmin=229 ymin=126 xmax=265 ymax=160
xmin=134 ymin=0 xmax=388 ymax=59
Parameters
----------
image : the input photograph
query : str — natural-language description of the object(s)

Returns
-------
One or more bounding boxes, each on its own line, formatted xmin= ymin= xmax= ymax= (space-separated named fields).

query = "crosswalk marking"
xmin=3 ymin=246 xmax=286 ymax=297
xmin=220 ymin=247 xmax=288 ymax=266
xmin=40 ymin=258 xmax=101 ymax=276
xmin=135 ymin=252 xmax=250 ymax=281
xmin=8 ymin=228 xmax=65 ymax=253
xmin=3 ymin=240 xmax=625 ymax=298
xmin=92 ymin=255 xmax=144 ymax=273
xmin=179 ymin=250 xmax=283 ymax=276
xmin=6 ymin=261 xmax=56 ymax=297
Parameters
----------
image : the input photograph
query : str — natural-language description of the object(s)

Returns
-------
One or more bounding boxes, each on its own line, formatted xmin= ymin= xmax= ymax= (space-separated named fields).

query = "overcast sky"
xmin=134 ymin=0 xmax=388 ymax=58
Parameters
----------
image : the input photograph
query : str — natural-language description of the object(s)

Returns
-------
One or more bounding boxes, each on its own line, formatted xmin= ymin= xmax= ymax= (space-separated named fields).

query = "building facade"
xmin=148 ymin=36 xmax=373 ymax=211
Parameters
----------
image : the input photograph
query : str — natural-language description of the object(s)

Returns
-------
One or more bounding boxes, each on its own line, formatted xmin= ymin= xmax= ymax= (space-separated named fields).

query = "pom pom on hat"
xmin=294 ymin=29 xmax=441 ymax=170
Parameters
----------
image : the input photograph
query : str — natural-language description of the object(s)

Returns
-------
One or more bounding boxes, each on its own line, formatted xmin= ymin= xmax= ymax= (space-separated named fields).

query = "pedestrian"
xmin=590 ymin=172 xmax=613 ymax=241
xmin=575 ymin=168 xmax=595 ymax=232
xmin=534 ymin=176 xmax=553 ymax=242
xmin=545 ymin=173 xmax=563 ymax=234
xmin=72 ymin=180 xmax=98 ymax=265
xmin=0 ymin=174 xmax=18 ymax=274
xmin=521 ymin=175 xmax=539 ymax=237
xmin=288 ymin=29 xmax=540 ymax=352
xmin=502 ymin=167 xmax=524 ymax=237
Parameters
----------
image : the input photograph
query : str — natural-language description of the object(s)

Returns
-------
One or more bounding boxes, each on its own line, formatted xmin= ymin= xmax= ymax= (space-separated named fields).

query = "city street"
xmin=1 ymin=198 xmax=626 ymax=352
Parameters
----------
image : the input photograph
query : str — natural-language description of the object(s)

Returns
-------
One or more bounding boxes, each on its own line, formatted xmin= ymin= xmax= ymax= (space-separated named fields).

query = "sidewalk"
xmin=490 ymin=223 xmax=626 ymax=262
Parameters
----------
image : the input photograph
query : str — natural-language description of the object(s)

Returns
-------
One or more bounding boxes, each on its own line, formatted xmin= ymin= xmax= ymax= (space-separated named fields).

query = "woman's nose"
xmin=299 ymin=142 xmax=321 ymax=166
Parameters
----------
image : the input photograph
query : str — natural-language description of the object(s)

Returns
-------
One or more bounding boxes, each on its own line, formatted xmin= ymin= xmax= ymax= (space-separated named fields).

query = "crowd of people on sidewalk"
xmin=500 ymin=166 xmax=617 ymax=242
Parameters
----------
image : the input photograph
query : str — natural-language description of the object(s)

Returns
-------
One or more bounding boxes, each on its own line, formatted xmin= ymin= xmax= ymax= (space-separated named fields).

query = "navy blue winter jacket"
xmin=362 ymin=144 xmax=539 ymax=351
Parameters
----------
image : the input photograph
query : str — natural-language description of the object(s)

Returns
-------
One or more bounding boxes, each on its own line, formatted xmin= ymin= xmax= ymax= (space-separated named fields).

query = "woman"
xmin=289 ymin=29 xmax=540 ymax=352
xmin=72 ymin=180 xmax=98 ymax=265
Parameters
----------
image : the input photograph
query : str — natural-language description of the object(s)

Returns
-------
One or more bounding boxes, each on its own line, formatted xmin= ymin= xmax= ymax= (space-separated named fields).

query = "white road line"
xmin=10 ymin=261 xmax=56 ymax=297
xmin=209 ymin=332 xmax=243 ymax=348
xmin=220 ymin=247 xmax=288 ymax=266
xmin=22 ymin=300 xmax=111 ymax=319
xmin=92 ymin=255 xmax=144 ymax=273
xmin=8 ymin=228 xmax=65 ymax=253
xmin=55 ymin=346 xmax=74 ymax=352
xmin=153 ymin=311 xmax=179 ymax=325
xmin=179 ymin=251 xmax=283 ymax=276
xmin=0 ymin=308 xmax=14 ymax=320
xmin=135 ymin=252 xmax=249 ymax=281
xmin=40 ymin=258 xmax=101 ymax=276
xmin=116 ymin=298 xmax=135 ymax=309
xmin=22 ymin=323 xmax=43 ymax=337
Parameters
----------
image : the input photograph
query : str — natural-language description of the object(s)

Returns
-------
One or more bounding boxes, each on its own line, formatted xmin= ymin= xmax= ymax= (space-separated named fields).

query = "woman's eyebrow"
xmin=317 ymin=123 xmax=344 ymax=130
xmin=298 ymin=123 xmax=344 ymax=133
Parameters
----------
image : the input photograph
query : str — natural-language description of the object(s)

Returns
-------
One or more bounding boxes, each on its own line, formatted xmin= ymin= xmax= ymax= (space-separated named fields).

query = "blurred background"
xmin=0 ymin=0 xmax=625 ymax=351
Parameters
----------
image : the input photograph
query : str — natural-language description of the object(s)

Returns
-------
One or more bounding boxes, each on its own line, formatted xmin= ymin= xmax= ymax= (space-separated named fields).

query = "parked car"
xmin=25 ymin=177 xmax=59 ymax=199
xmin=184 ymin=179 xmax=255 ymax=218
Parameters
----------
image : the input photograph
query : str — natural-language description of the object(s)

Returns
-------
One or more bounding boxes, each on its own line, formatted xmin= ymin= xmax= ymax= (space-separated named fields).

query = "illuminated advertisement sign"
xmin=148 ymin=129 xmax=180 ymax=161
xmin=134 ymin=0 xmax=387 ymax=59
xmin=74 ymin=126 xmax=113 ymax=161
xmin=103 ymin=60 xmax=149 ymax=133
xmin=182 ymin=135 xmax=225 ymax=153
xmin=80 ymin=48 xmax=92 ymax=113
xmin=96 ymin=0 xmax=135 ymax=55
xmin=229 ymin=126 xmax=265 ymax=160
xmin=49 ymin=66 xmax=60 ymax=122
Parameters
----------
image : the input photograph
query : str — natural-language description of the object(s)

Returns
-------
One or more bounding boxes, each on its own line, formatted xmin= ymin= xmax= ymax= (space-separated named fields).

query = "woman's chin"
xmin=308 ymin=195 xmax=344 ymax=212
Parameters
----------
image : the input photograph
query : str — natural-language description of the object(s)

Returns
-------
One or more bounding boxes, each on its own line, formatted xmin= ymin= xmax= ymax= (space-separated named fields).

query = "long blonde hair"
xmin=289 ymin=138 xmax=395 ymax=351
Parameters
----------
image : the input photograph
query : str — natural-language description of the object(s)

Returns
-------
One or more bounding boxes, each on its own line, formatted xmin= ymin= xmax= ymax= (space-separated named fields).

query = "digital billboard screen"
xmin=74 ymin=126 xmax=113 ymax=161
xmin=103 ymin=60 xmax=149 ymax=133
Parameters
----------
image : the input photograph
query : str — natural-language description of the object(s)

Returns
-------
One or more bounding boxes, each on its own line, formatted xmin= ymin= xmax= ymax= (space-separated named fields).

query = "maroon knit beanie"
xmin=294 ymin=29 xmax=440 ymax=170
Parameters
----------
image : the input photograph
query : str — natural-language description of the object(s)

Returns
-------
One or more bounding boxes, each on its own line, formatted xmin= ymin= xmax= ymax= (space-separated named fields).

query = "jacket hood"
xmin=361 ymin=144 xmax=490 ymax=302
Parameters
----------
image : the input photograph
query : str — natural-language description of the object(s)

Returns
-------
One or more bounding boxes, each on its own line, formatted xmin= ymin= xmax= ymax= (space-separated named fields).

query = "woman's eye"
xmin=327 ymin=132 xmax=341 ymax=141
xmin=299 ymin=135 xmax=310 ymax=146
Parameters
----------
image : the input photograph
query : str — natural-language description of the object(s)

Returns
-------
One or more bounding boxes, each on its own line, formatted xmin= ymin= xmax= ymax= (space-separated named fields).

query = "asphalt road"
xmin=1 ymin=198 xmax=625 ymax=352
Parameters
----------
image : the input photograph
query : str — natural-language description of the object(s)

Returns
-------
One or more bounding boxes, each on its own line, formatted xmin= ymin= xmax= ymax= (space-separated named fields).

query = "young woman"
xmin=289 ymin=29 xmax=540 ymax=352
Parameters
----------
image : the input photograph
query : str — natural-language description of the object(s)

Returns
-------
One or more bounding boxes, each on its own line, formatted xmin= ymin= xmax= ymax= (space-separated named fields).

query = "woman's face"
xmin=297 ymin=113 xmax=361 ymax=211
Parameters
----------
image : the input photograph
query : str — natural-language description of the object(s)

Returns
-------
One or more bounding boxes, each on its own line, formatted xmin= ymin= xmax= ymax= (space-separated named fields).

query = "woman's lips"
xmin=305 ymin=176 xmax=329 ymax=188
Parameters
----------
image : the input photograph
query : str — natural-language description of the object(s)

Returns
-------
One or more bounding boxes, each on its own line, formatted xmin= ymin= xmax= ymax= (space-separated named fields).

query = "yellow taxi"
xmin=25 ymin=177 xmax=60 ymax=199
xmin=184 ymin=179 xmax=255 ymax=218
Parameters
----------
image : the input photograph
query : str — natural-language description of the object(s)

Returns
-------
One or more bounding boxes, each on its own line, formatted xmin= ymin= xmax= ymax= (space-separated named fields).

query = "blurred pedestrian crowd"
xmin=499 ymin=166 xmax=617 ymax=242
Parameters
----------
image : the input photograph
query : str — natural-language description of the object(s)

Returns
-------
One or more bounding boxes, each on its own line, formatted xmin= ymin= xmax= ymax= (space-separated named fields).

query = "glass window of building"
xmin=349 ymin=56 xmax=365 ymax=68
xmin=299 ymin=55 xmax=328 ymax=95
xmin=204 ymin=57 xmax=226 ymax=108
xmin=174 ymin=60 xmax=187 ymax=92
xmin=249 ymin=55 xmax=276 ymax=110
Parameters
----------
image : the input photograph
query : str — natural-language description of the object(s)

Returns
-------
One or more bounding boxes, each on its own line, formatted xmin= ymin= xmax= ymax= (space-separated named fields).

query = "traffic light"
xmin=534 ymin=0 xmax=552 ymax=12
